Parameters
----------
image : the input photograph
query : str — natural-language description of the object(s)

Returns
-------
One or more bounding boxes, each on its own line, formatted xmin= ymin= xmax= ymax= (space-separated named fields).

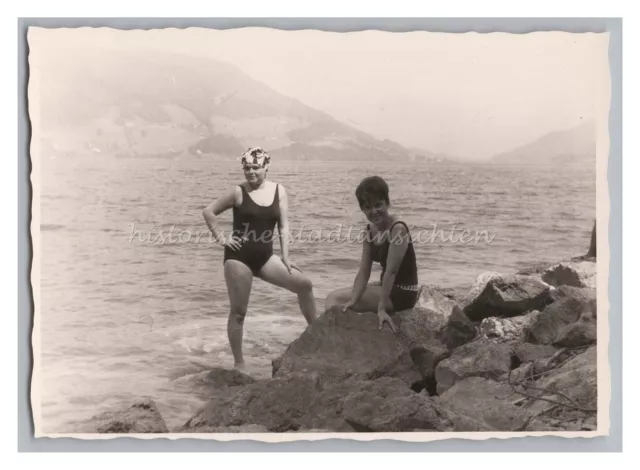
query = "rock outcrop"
xmin=179 ymin=373 xmax=351 ymax=432
xmin=76 ymin=399 xmax=169 ymax=433
xmin=531 ymin=346 xmax=597 ymax=407
xmin=176 ymin=269 xmax=598 ymax=434
xmin=527 ymin=286 xmax=597 ymax=345
xmin=542 ymin=260 xmax=597 ymax=289
xmin=416 ymin=285 xmax=459 ymax=320
xmin=434 ymin=340 xmax=514 ymax=394
xmin=479 ymin=310 xmax=541 ymax=342
xmin=513 ymin=343 xmax=560 ymax=365
xmin=271 ymin=306 xmax=422 ymax=387
xmin=463 ymin=274 xmax=553 ymax=322
xmin=341 ymin=377 xmax=452 ymax=432
xmin=409 ymin=342 xmax=450 ymax=386
xmin=523 ymin=346 xmax=597 ymax=431
xmin=439 ymin=377 xmax=532 ymax=431
xmin=408 ymin=305 xmax=476 ymax=385
xmin=82 ymin=250 xmax=599 ymax=435
xmin=438 ymin=305 xmax=477 ymax=349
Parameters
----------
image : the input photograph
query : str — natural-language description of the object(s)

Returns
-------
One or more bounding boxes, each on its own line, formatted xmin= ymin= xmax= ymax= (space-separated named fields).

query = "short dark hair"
xmin=355 ymin=176 xmax=390 ymax=208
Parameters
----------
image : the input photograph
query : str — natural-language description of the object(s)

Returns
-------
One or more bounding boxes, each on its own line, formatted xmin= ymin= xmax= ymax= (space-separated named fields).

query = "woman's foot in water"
xmin=234 ymin=361 xmax=246 ymax=371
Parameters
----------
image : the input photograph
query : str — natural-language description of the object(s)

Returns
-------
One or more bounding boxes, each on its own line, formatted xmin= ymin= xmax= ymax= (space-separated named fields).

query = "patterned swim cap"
xmin=240 ymin=147 xmax=271 ymax=169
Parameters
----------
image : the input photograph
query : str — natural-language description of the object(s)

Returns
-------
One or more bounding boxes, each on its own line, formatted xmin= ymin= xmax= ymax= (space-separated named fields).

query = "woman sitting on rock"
xmin=325 ymin=176 xmax=420 ymax=333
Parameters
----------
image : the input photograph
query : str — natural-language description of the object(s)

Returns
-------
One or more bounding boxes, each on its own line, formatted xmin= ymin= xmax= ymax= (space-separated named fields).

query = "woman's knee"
xmin=300 ymin=277 xmax=313 ymax=293
xmin=229 ymin=307 xmax=248 ymax=325
xmin=296 ymin=276 xmax=313 ymax=295
xmin=324 ymin=289 xmax=344 ymax=309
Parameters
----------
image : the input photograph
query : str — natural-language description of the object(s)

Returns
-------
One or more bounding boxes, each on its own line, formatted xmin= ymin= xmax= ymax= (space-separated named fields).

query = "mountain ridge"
xmin=490 ymin=121 xmax=596 ymax=165
xmin=32 ymin=46 xmax=421 ymax=162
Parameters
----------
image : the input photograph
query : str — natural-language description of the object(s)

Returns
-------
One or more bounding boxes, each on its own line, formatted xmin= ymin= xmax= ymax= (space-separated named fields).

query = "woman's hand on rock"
xmin=342 ymin=301 xmax=356 ymax=312
xmin=377 ymin=308 xmax=397 ymax=334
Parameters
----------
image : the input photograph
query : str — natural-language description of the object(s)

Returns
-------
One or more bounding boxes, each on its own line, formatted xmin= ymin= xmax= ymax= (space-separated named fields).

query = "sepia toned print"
xmin=27 ymin=26 xmax=611 ymax=441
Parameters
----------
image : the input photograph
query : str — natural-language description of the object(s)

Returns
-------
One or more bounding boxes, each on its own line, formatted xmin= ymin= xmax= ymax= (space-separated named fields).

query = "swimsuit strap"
xmin=389 ymin=220 xmax=410 ymax=231
xmin=389 ymin=220 xmax=412 ymax=242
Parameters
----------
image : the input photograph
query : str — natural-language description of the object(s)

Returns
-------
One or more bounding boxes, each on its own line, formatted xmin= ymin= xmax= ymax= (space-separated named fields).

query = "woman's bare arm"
xmin=203 ymin=186 xmax=239 ymax=246
xmin=276 ymin=184 xmax=291 ymax=263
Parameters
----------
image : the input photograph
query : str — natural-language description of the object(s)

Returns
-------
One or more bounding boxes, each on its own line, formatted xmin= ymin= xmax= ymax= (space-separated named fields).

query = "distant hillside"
xmin=491 ymin=121 xmax=596 ymax=165
xmin=30 ymin=45 xmax=418 ymax=162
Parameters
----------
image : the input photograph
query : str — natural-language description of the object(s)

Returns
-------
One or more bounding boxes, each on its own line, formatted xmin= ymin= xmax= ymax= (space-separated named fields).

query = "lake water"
xmin=37 ymin=155 xmax=595 ymax=432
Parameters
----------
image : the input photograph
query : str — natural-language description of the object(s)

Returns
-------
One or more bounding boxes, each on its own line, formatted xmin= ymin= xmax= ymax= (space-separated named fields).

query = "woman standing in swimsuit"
xmin=325 ymin=176 xmax=420 ymax=333
xmin=203 ymin=147 xmax=317 ymax=370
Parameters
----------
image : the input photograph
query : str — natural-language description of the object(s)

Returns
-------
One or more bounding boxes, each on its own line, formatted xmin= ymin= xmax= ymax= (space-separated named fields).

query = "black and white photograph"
xmin=27 ymin=26 xmax=610 ymax=439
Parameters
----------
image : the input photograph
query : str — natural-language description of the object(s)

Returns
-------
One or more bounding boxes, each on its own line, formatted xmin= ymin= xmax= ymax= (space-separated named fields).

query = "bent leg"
xmin=223 ymin=259 xmax=253 ymax=369
xmin=258 ymin=255 xmax=317 ymax=324
xmin=324 ymin=286 xmax=353 ymax=311
xmin=325 ymin=283 xmax=383 ymax=313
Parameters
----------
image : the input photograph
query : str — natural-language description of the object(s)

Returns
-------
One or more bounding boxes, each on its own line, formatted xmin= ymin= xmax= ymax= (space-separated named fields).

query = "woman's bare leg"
xmin=223 ymin=260 xmax=254 ymax=369
xmin=325 ymin=283 xmax=383 ymax=313
xmin=258 ymin=256 xmax=317 ymax=324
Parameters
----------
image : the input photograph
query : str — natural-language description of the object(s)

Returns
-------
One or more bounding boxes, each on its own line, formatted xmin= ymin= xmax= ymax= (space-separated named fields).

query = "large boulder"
xmin=465 ymin=271 xmax=502 ymax=300
xmin=438 ymin=305 xmax=477 ymax=349
xmin=542 ymin=260 xmax=597 ymax=289
xmin=463 ymin=274 xmax=553 ymax=322
xmin=405 ymin=305 xmax=478 ymax=389
xmin=550 ymin=285 xmax=597 ymax=305
xmin=527 ymin=288 xmax=597 ymax=345
xmin=513 ymin=343 xmax=560 ymax=365
xmin=180 ymin=373 xmax=356 ymax=432
xmin=500 ymin=362 xmax=534 ymax=383
xmin=272 ymin=307 xmax=421 ymax=386
xmin=479 ymin=310 xmax=542 ymax=343
xmin=523 ymin=346 xmax=597 ymax=418
xmin=396 ymin=305 xmax=450 ymax=348
xmin=439 ymin=377 xmax=532 ymax=431
xmin=553 ymin=319 xmax=597 ymax=348
xmin=342 ymin=377 xmax=453 ymax=432
xmin=435 ymin=340 xmax=513 ymax=394
xmin=399 ymin=303 xmax=477 ymax=385
xmin=181 ymin=373 xmax=470 ymax=433
xmin=415 ymin=285 xmax=458 ymax=320
xmin=74 ymin=399 xmax=169 ymax=433
xmin=409 ymin=341 xmax=450 ymax=383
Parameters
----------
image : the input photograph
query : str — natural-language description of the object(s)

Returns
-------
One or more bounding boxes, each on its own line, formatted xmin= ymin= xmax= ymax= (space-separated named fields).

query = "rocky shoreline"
xmin=74 ymin=252 xmax=598 ymax=434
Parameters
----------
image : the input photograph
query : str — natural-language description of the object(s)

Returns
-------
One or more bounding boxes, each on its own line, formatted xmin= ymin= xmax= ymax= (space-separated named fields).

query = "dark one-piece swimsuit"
xmin=369 ymin=221 xmax=420 ymax=312
xmin=224 ymin=184 xmax=281 ymax=275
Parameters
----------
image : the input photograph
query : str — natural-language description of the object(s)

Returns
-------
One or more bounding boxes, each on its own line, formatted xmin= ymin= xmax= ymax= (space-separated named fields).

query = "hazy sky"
xmin=32 ymin=27 xmax=610 ymax=160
